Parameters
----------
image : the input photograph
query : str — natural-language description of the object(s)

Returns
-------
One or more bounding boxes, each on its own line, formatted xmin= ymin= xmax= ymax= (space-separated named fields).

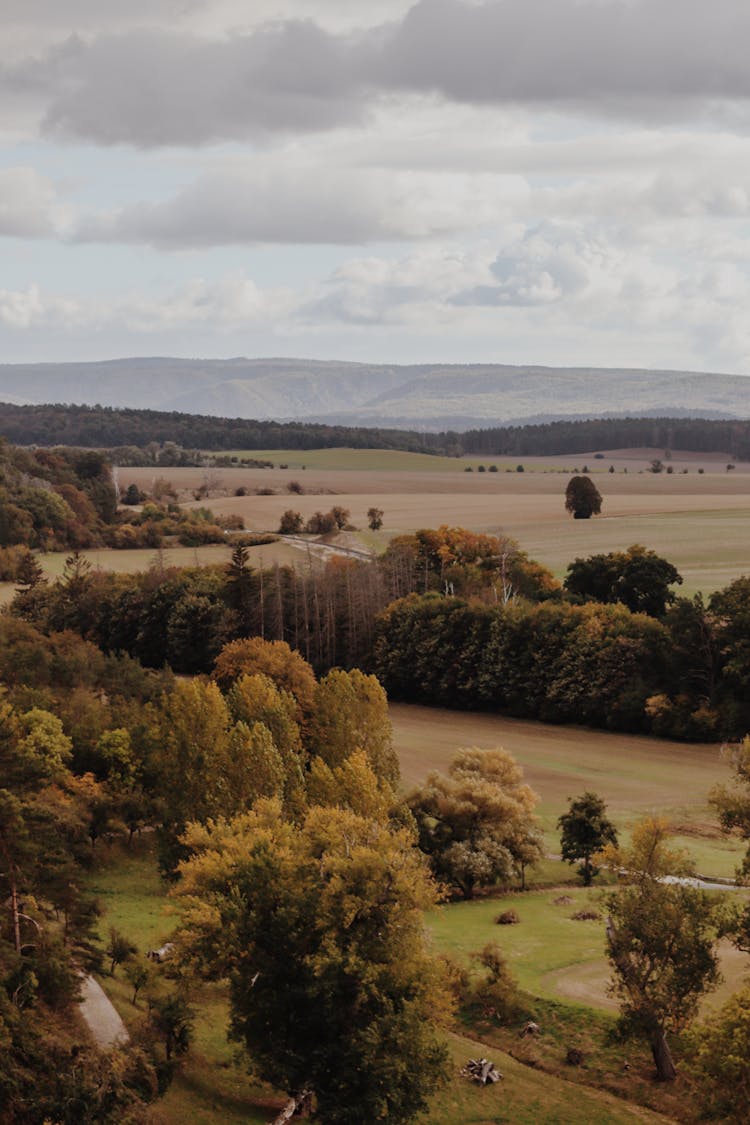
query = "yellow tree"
xmin=308 ymin=668 xmax=399 ymax=787
xmin=175 ymin=800 xmax=452 ymax=1124
xmin=213 ymin=637 xmax=316 ymax=723
xmin=409 ymin=747 xmax=543 ymax=897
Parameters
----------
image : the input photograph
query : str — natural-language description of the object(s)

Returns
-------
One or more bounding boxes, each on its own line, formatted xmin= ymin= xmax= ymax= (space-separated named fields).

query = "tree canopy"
xmin=564 ymin=544 xmax=682 ymax=616
xmin=408 ymin=748 xmax=543 ymax=898
xmin=564 ymin=475 xmax=603 ymax=519
xmin=175 ymin=800 xmax=452 ymax=1125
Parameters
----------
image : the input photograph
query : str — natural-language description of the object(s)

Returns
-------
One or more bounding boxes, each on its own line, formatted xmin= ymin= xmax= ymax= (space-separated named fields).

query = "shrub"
xmin=496 ymin=909 xmax=520 ymax=925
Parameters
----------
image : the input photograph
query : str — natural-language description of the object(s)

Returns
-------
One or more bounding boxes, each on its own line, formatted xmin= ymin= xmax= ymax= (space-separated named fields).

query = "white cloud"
xmin=0 ymin=165 xmax=70 ymax=236
xmin=0 ymin=273 xmax=294 ymax=333
xmin=74 ymin=157 xmax=528 ymax=246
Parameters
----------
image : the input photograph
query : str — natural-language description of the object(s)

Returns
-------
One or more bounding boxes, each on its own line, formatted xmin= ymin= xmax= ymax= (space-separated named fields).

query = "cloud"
xmin=36 ymin=26 xmax=367 ymax=146
xmin=74 ymin=160 xmax=528 ymax=246
xmin=0 ymin=273 xmax=294 ymax=333
xmin=0 ymin=166 xmax=70 ymax=237
xmin=4 ymin=1 xmax=750 ymax=147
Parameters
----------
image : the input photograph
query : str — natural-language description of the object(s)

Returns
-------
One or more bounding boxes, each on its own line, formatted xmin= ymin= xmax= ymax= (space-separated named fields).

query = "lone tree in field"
xmin=565 ymin=475 xmax=602 ymax=519
xmin=601 ymin=818 xmax=723 ymax=1082
xmin=367 ymin=506 xmax=384 ymax=530
xmin=558 ymin=791 xmax=618 ymax=885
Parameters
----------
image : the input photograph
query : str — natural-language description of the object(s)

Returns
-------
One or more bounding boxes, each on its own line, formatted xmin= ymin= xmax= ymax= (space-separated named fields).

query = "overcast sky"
xmin=3 ymin=0 xmax=750 ymax=372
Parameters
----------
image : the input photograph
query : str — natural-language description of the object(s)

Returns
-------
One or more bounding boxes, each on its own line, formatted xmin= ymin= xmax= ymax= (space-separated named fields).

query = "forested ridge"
xmin=2 ymin=401 xmax=750 ymax=457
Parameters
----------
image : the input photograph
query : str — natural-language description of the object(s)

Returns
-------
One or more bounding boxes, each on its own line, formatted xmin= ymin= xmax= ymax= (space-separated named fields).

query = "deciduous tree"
xmin=602 ymin=818 xmax=723 ymax=1081
xmin=408 ymin=748 xmax=543 ymax=898
xmin=564 ymin=475 xmax=602 ymax=519
xmin=558 ymin=791 xmax=618 ymax=885
xmin=175 ymin=800 xmax=451 ymax=1124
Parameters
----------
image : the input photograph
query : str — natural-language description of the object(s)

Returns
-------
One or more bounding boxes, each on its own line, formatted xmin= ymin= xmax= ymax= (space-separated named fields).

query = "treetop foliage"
xmin=175 ymin=799 xmax=452 ymax=1124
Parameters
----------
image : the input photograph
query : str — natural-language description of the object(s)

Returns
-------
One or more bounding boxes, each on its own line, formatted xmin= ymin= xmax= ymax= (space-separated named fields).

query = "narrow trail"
xmin=79 ymin=975 xmax=130 ymax=1050
xmin=279 ymin=534 xmax=375 ymax=563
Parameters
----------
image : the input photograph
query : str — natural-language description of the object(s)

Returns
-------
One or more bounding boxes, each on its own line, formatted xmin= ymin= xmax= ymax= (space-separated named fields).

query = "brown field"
xmin=390 ymin=701 xmax=743 ymax=878
xmin=121 ymin=448 xmax=750 ymax=596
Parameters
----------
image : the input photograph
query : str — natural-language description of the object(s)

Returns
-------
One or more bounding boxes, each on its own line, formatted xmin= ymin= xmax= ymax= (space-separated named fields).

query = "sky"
xmin=3 ymin=0 xmax=750 ymax=372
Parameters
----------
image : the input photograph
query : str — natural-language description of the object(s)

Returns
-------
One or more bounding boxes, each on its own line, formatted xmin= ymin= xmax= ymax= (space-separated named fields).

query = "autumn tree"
xmin=278 ymin=509 xmax=303 ymax=534
xmin=175 ymin=800 xmax=452 ymax=1124
xmin=308 ymin=668 xmax=399 ymax=787
xmin=367 ymin=506 xmax=384 ymax=530
xmin=564 ymin=475 xmax=602 ymax=519
xmin=408 ymin=747 xmax=543 ymax=898
xmin=602 ymin=818 xmax=724 ymax=1081
xmin=558 ymin=791 xmax=618 ymax=885
xmin=212 ymin=637 xmax=317 ymax=722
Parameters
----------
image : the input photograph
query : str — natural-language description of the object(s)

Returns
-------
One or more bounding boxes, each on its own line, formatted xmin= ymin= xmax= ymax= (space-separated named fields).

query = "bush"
xmin=305 ymin=511 xmax=337 ymax=535
xmin=278 ymin=510 xmax=303 ymax=534
xmin=496 ymin=909 xmax=520 ymax=925
xmin=287 ymin=480 xmax=305 ymax=494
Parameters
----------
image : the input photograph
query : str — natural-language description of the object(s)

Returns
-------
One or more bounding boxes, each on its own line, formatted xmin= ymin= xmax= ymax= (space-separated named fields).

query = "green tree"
xmin=558 ymin=791 xmax=618 ymax=885
xmin=106 ymin=927 xmax=137 ymax=976
xmin=175 ymin=801 xmax=452 ymax=1125
xmin=686 ymin=982 xmax=750 ymax=1122
xmin=409 ymin=748 xmax=543 ymax=898
xmin=564 ymin=544 xmax=682 ymax=617
xmin=564 ymin=475 xmax=602 ymax=519
xmin=309 ymin=668 xmax=399 ymax=787
xmin=602 ymin=818 xmax=723 ymax=1081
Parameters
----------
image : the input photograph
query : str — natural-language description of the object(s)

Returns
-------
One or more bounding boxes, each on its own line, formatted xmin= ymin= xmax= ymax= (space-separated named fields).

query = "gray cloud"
xmin=38 ymin=26 xmax=365 ymax=146
xmin=4 ymin=0 xmax=750 ymax=147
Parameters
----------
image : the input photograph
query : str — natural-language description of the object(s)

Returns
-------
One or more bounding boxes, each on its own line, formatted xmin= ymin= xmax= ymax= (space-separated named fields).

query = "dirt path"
xmin=79 ymin=975 xmax=130 ymax=1049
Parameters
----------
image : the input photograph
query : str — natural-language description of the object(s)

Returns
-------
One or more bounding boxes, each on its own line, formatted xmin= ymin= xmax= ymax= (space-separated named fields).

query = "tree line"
xmin=11 ymin=531 xmax=750 ymax=741
xmin=3 ymin=403 xmax=750 ymax=459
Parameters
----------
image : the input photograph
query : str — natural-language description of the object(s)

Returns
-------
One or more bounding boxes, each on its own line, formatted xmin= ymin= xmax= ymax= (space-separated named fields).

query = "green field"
xmin=224 ymin=448 xmax=493 ymax=471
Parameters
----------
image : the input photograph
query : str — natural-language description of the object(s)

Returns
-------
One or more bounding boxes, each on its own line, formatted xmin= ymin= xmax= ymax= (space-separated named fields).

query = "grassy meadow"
xmin=88 ymin=839 xmax=677 ymax=1125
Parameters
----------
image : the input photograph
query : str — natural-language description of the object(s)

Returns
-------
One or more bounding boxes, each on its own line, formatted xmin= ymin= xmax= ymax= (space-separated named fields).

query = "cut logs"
xmin=461 ymin=1057 xmax=503 ymax=1085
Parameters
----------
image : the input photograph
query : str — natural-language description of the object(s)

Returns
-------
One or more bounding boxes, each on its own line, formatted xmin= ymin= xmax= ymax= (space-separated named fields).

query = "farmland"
xmin=119 ymin=447 xmax=750 ymax=597
xmin=391 ymin=701 xmax=742 ymax=878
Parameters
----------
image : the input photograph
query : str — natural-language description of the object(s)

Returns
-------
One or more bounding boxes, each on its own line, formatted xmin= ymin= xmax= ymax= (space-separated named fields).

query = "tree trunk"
xmin=650 ymin=1028 xmax=677 ymax=1081
xmin=10 ymin=876 xmax=21 ymax=955
xmin=271 ymin=1088 xmax=313 ymax=1124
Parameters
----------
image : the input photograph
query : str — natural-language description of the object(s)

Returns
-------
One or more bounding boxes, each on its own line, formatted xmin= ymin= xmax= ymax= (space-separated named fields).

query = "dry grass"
xmin=391 ymin=702 xmax=743 ymax=878
xmin=119 ymin=450 xmax=750 ymax=597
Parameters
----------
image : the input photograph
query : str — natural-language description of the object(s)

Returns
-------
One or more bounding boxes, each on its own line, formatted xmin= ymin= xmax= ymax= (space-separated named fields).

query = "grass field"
xmin=88 ymin=839 xmax=675 ymax=1125
xmin=391 ymin=702 xmax=744 ymax=878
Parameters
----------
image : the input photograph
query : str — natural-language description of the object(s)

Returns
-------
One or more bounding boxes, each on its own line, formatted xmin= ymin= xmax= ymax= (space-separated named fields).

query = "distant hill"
xmin=0 ymin=357 xmax=749 ymax=429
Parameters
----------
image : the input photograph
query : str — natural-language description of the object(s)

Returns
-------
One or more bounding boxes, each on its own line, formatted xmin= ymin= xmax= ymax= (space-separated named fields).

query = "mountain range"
xmin=0 ymin=357 xmax=748 ymax=430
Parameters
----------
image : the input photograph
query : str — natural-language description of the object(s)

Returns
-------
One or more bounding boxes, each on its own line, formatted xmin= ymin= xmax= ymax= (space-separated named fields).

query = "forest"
xmin=1 ymin=401 xmax=750 ymax=459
